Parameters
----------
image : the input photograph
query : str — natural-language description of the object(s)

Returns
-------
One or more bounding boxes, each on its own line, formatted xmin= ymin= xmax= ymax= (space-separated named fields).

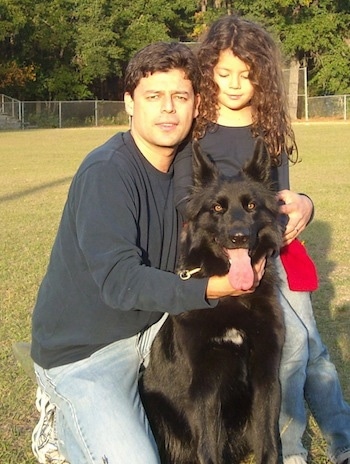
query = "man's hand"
xmin=277 ymin=190 xmax=313 ymax=246
xmin=206 ymin=256 xmax=266 ymax=299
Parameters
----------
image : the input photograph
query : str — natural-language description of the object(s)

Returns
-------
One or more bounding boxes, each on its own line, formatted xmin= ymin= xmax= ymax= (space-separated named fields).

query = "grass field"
xmin=1 ymin=123 xmax=349 ymax=463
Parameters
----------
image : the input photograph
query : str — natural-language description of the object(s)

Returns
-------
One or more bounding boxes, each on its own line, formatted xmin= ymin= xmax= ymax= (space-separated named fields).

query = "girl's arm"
xmin=174 ymin=140 xmax=194 ymax=218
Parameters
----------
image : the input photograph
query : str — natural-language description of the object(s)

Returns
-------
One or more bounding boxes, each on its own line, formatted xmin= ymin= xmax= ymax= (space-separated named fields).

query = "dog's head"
xmin=180 ymin=138 xmax=283 ymax=289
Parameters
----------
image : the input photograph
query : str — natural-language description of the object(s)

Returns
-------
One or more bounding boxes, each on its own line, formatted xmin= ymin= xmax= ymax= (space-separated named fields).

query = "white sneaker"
xmin=284 ymin=456 xmax=307 ymax=464
xmin=337 ymin=451 xmax=350 ymax=464
xmin=32 ymin=387 xmax=69 ymax=464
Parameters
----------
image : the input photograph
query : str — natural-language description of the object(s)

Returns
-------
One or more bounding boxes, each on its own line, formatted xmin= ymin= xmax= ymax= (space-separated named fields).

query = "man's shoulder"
xmin=79 ymin=131 xmax=136 ymax=172
xmin=89 ymin=130 xmax=131 ymax=160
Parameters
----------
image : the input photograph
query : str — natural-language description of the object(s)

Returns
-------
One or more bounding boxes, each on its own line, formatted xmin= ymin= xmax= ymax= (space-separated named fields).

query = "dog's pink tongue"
xmin=226 ymin=248 xmax=254 ymax=291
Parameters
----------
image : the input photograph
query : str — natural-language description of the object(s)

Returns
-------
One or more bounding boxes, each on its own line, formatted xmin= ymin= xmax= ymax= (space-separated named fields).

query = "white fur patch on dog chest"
xmin=212 ymin=328 xmax=244 ymax=345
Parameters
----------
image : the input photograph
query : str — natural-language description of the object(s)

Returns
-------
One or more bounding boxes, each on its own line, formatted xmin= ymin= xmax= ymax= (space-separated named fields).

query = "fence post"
xmin=21 ymin=101 xmax=25 ymax=129
xmin=59 ymin=101 xmax=62 ymax=128
xmin=95 ymin=100 xmax=98 ymax=126
xmin=304 ymin=67 xmax=309 ymax=121
xmin=344 ymin=95 xmax=347 ymax=121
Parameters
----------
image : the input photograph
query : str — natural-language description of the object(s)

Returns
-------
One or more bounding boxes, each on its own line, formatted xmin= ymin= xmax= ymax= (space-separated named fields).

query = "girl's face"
xmin=213 ymin=49 xmax=254 ymax=115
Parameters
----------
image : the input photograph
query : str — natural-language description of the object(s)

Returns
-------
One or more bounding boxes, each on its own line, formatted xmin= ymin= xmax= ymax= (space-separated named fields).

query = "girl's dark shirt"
xmin=174 ymin=124 xmax=289 ymax=217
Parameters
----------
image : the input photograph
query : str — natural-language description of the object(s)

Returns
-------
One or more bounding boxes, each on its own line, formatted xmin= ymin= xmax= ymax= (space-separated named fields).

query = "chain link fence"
xmin=298 ymin=94 xmax=349 ymax=120
xmin=0 ymin=95 xmax=128 ymax=129
xmin=21 ymin=100 xmax=129 ymax=128
xmin=0 ymin=92 xmax=349 ymax=131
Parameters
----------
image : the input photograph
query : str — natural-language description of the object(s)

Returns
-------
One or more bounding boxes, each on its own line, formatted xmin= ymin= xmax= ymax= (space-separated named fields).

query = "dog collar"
xmin=178 ymin=268 xmax=201 ymax=280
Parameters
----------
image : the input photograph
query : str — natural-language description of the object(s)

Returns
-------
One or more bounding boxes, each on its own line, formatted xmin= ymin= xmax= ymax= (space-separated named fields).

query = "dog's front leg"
xmin=187 ymin=391 xmax=226 ymax=464
xmin=248 ymin=349 xmax=282 ymax=464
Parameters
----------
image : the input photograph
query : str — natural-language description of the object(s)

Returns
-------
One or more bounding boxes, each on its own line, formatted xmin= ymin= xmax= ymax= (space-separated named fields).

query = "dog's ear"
xmin=192 ymin=140 xmax=219 ymax=187
xmin=243 ymin=137 xmax=271 ymax=185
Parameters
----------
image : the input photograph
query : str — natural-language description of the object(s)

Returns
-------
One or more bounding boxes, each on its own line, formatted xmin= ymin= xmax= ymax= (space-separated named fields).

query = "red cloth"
xmin=280 ymin=239 xmax=319 ymax=292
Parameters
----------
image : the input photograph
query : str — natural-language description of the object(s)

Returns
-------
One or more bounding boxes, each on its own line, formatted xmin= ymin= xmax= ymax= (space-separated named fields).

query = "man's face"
xmin=124 ymin=69 xmax=199 ymax=171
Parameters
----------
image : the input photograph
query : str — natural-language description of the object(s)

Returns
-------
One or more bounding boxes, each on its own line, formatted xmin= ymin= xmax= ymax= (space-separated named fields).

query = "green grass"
xmin=291 ymin=122 xmax=350 ymax=396
xmin=1 ymin=123 xmax=349 ymax=463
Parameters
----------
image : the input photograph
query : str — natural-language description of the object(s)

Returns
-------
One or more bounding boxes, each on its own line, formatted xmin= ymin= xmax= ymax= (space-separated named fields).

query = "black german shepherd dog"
xmin=140 ymin=139 xmax=285 ymax=464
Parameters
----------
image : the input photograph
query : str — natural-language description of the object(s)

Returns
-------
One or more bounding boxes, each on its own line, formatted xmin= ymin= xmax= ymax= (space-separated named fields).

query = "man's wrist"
xmin=299 ymin=193 xmax=315 ymax=225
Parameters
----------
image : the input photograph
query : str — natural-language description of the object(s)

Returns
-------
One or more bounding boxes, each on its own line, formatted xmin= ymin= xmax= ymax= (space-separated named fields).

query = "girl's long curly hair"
xmin=194 ymin=15 xmax=298 ymax=165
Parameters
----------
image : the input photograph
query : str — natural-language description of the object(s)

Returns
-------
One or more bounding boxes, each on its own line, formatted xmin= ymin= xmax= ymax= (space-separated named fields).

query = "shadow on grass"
xmin=302 ymin=220 xmax=335 ymax=313
xmin=300 ymin=220 xmax=350 ymax=460
xmin=0 ymin=176 xmax=72 ymax=203
xmin=304 ymin=220 xmax=349 ymax=362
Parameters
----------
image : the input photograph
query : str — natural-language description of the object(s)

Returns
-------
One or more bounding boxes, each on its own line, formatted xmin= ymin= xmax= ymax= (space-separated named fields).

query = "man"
xmin=31 ymin=41 xmax=262 ymax=464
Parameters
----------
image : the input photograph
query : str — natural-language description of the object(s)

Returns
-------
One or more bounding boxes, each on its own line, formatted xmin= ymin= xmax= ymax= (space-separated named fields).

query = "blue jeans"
xmin=277 ymin=258 xmax=350 ymax=463
xmin=34 ymin=314 xmax=167 ymax=464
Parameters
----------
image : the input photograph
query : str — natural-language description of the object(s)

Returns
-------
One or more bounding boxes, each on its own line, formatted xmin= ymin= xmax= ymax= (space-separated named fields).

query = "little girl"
xmin=174 ymin=15 xmax=350 ymax=464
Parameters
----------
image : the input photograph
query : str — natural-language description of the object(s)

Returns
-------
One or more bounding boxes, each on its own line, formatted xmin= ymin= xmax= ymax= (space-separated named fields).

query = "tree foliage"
xmin=197 ymin=0 xmax=350 ymax=96
xmin=0 ymin=0 xmax=349 ymax=100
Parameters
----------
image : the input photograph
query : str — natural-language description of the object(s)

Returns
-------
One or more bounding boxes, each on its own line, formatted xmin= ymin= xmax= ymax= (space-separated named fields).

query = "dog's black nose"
xmin=230 ymin=234 xmax=249 ymax=247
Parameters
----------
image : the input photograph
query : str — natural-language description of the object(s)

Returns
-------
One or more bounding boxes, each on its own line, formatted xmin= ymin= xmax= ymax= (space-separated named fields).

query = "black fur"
xmin=140 ymin=139 xmax=285 ymax=464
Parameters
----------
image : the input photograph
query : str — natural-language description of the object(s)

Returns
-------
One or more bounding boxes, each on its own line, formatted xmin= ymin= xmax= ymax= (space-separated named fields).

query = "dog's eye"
xmin=247 ymin=201 xmax=256 ymax=210
xmin=213 ymin=203 xmax=224 ymax=213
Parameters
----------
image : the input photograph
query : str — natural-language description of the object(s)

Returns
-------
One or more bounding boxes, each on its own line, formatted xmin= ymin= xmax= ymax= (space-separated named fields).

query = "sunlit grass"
xmin=1 ymin=123 xmax=349 ymax=463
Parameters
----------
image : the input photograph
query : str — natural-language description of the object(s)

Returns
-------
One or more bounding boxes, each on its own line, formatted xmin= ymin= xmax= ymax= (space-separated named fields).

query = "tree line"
xmin=1 ymin=0 xmax=349 ymax=101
